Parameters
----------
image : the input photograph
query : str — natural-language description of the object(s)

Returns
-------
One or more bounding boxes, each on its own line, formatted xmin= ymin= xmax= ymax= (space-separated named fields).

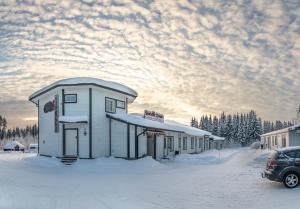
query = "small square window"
xmin=64 ymin=94 xmax=77 ymax=103
xmin=105 ymin=98 xmax=116 ymax=113
xmin=116 ymin=100 xmax=125 ymax=109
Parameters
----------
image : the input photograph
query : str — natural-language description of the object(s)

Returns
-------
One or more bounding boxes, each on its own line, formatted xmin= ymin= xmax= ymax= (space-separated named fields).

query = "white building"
xmin=261 ymin=107 xmax=300 ymax=149
xmin=29 ymin=77 xmax=223 ymax=160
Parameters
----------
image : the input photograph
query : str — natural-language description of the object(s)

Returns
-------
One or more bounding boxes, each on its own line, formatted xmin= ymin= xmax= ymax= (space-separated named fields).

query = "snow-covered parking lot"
xmin=0 ymin=148 xmax=300 ymax=209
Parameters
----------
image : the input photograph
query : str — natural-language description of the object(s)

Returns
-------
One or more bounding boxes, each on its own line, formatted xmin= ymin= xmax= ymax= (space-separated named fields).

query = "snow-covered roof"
xmin=29 ymin=77 xmax=138 ymax=103
xmin=4 ymin=141 xmax=25 ymax=149
xmin=261 ymin=124 xmax=300 ymax=137
xmin=107 ymin=113 xmax=211 ymax=137
xmin=59 ymin=116 xmax=88 ymax=123
xmin=211 ymin=136 xmax=225 ymax=141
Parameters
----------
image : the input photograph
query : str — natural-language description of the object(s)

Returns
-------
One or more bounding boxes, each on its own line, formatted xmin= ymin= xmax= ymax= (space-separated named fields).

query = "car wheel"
xmin=283 ymin=172 xmax=299 ymax=189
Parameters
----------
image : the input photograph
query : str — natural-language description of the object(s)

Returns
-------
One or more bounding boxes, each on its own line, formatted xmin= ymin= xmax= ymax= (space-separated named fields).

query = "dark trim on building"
xmin=62 ymin=89 xmax=65 ymax=116
xmin=135 ymin=125 xmax=138 ymax=159
xmin=154 ymin=135 xmax=157 ymax=160
xmin=127 ymin=123 xmax=130 ymax=159
xmin=64 ymin=94 xmax=77 ymax=103
xmin=109 ymin=117 xmax=112 ymax=156
xmin=37 ymin=100 xmax=40 ymax=154
xmin=29 ymin=83 xmax=137 ymax=102
xmin=62 ymin=125 xmax=66 ymax=155
xmin=39 ymin=154 xmax=52 ymax=158
xmin=89 ymin=88 xmax=93 ymax=159
xmin=62 ymin=89 xmax=65 ymax=156
xmin=64 ymin=128 xmax=79 ymax=157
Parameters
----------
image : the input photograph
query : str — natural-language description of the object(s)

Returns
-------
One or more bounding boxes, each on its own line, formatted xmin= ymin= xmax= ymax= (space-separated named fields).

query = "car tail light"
xmin=267 ymin=159 xmax=278 ymax=169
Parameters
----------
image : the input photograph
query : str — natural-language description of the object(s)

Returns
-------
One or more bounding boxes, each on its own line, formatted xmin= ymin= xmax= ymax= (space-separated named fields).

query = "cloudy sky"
xmin=0 ymin=0 xmax=300 ymax=127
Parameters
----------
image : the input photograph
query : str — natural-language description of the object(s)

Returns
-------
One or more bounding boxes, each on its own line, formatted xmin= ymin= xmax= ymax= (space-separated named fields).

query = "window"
xmin=275 ymin=136 xmax=278 ymax=145
xmin=164 ymin=138 xmax=167 ymax=149
xmin=178 ymin=138 xmax=181 ymax=149
xmin=282 ymin=135 xmax=287 ymax=147
xmin=105 ymin=98 xmax=116 ymax=113
xmin=199 ymin=138 xmax=202 ymax=148
xmin=284 ymin=150 xmax=296 ymax=158
xmin=64 ymin=94 xmax=77 ymax=103
xmin=116 ymin=100 xmax=125 ymax=109
xmin=167 ymin=137 xmax=173 ymax=151
xmin=191 ymin=137 xmax=194 ymax=149
xmin=296 ymin=150 xmax=300 ymax=158
xmin=183 ymin=137 xmax=187 ymax=150
xmin=195 ymin=138 xmax=198 ymax=148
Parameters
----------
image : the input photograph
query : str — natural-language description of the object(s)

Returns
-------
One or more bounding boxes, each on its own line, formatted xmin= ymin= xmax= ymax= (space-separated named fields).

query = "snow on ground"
xmin=0 ymin=148 xmax=300 ymax=209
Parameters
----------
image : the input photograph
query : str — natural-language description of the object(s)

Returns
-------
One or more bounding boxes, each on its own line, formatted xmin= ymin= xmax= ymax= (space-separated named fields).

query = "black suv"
xmin=262 ymin=147 xmax=300 ymax=188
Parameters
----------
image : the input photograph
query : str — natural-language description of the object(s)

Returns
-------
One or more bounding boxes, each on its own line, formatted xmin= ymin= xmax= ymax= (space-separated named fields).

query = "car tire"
xmin=283 ymin=172 xmax=299 ymax=189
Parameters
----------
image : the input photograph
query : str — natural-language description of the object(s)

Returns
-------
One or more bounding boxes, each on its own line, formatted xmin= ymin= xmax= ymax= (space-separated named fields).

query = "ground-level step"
xmin=61 ymin=155 xmax=78 ymax=165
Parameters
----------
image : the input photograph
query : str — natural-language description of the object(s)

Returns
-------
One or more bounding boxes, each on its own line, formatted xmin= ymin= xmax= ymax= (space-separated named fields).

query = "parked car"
xmin=262 ymin=146 xmax=300 ymax=188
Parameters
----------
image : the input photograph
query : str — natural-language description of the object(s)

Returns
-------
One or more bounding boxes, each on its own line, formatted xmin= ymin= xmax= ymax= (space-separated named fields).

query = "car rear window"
xmin=284 ymin=150 xmax=296 ymax=158
xmin=269 ymin=151 xmax=279 ymax=159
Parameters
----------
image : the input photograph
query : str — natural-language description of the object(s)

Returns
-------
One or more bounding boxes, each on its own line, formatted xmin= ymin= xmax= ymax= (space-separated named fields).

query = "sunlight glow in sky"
xmin=0 ymin=0 xmax=300 ymax=127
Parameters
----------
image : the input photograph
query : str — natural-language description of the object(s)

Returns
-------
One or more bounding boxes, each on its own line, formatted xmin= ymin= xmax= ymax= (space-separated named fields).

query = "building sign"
xmin=144 ymin=110 xmax=164 ymax=123
xmin=43 ymin=96 xmax=59 ymax=132
xmin=54 ymin=95 xmax=59 ymax=133
xmin=44 ymin=101 xmax=55 ymax=113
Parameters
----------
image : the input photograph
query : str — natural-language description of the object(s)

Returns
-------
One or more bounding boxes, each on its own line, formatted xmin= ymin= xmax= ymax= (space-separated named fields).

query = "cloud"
xmin=0 ymin=0 xmax=300 ymax=127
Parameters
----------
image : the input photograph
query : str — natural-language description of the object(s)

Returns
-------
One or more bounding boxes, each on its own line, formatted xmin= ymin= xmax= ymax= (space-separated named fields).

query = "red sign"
xmin=144 ymin=110 xmax=164 ymax=123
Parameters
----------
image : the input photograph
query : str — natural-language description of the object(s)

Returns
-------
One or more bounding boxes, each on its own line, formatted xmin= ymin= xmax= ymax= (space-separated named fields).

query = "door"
xmin=147 ymin=135 xmax=155 ymax=157
xmin=165 ymin=136 xmax=174 ymax=157
xmin=65 ymin=129 xmax=78 ymax=156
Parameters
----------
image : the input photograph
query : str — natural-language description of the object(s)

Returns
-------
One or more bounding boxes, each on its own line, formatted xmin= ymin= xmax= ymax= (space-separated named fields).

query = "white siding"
xmin=38 ymin=90 xmax=62 ymax=157
xmin=111 ymin=120 xmax=127 ymax=158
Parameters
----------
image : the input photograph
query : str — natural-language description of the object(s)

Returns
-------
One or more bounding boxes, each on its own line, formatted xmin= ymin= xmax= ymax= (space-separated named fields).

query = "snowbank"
xmin=171 ymin=148 xmax=242 ymax=165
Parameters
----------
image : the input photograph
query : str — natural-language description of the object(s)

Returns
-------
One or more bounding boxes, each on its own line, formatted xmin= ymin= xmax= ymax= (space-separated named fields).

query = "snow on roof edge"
xmin=29 ymin=77 xmax=138 ymax=102
xmin=107 ymin=113 xmax=211 ymax=137
xmin=261 ymin=124 xmax=300 ymax=137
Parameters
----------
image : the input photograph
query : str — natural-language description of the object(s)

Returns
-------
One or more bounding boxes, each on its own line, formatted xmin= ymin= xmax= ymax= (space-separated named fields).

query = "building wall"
xmin=111 ymin=120 xmax=127 ymax=158
xmin=38 ymin=89 xmax=62 ymax=157
xmin=91 ymin=87 xmax=129 ymax=158
xmin=261 ymin=132 xmax=290 ymax=150
xmin=63 ymin=87 xmax=89 ymax=158
xmin=288 ymin=130 xmax=300 ymax=146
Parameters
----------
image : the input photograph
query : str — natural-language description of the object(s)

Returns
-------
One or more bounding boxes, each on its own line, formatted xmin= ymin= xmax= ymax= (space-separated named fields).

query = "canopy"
xmin=59 ymin=116 xmax=88 ymax=123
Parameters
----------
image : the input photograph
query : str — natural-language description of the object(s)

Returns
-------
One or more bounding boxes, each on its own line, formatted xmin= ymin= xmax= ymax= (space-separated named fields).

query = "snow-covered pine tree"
xmin=212 ymin=116 xmax=219 ymax=136
xmin=219 ymin=112 xmax=226 ymax=137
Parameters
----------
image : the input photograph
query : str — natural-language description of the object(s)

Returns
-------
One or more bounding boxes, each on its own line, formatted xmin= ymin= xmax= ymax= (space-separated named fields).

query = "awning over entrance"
xmin=59 ymin=116 xmax=88 ymax=124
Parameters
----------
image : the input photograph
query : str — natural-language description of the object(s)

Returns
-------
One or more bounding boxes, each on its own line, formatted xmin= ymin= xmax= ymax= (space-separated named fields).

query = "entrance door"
xmin=147 ymin=135 xmax=155 ymax=158
xmin=164 ymin=136 xmax=174 ymax=157
xmin=65 ymin=129 xmax=78 ymax=156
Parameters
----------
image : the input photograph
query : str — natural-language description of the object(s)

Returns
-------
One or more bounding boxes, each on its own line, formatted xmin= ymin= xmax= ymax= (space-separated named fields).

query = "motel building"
xmin=29 ymin=77 xmax=223 ymax=161
xmin=260 ymin=107 xmax=300 ymax=150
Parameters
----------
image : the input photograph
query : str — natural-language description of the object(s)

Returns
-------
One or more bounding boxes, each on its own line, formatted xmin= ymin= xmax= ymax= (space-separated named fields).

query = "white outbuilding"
xmin=29 ymin=77 xmax=215 ymax=160
xmin=4 ymin=141 xmax=26 ymax=151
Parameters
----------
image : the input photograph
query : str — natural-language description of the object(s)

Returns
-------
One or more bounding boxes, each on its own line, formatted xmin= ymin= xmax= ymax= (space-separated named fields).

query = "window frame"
xmin=64 ymin=94 xmax=77 ymax=103
xmin=191 ymin=137 xmax=195 ymax=149
xmin=116 ymin=100 xmax=126 ymax=109
xmin=183 ymin=137 xmax=187 ymax=150
xmin=105 ymin=97 xmax=116 ymax=113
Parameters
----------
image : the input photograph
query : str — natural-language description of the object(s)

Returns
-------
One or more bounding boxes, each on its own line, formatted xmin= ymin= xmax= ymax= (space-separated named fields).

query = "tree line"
xmin=191 ymin=110 xmax=293 ymax=146
xmin=0 ymin=115 xmax=38 ymax=140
